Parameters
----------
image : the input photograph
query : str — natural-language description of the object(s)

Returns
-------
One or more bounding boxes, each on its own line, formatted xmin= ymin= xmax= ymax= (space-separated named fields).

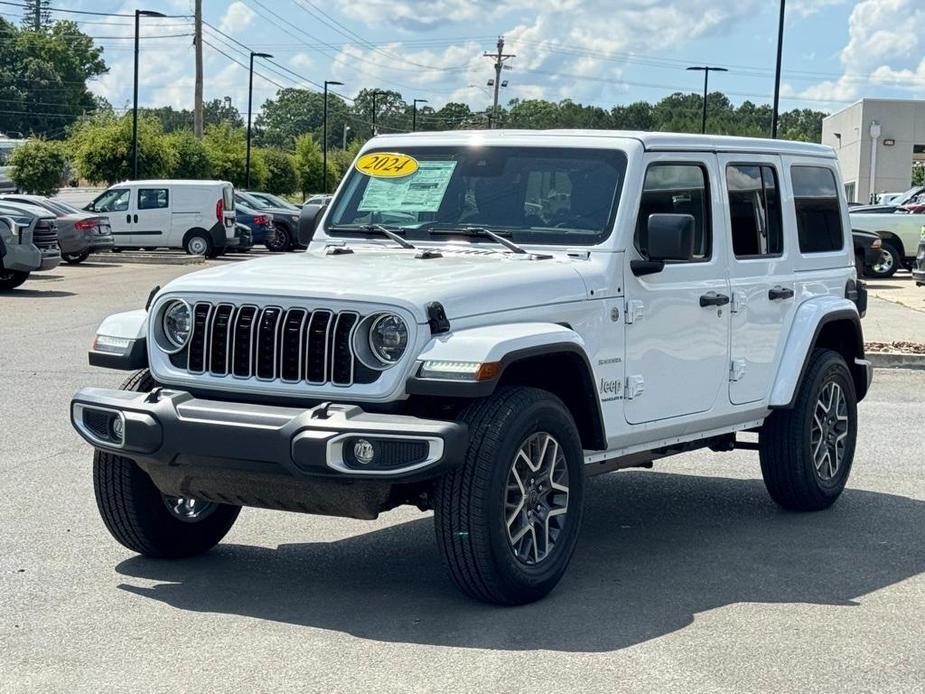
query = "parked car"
xmin=234 ymin=202 xmax=275 ymax=249
xmin=244 ymin=191 xmax=300 ymax=212
xmin=85 ymin=180 xmax=237 ymax=257
xmin=913 ymin=234 xmax=925 ymax=287
xmin=849 ymin=209 xmax=925 ymax=276
xmin=0 ymin=204 xmax=60 ymax=289
xmin=0 ymin=193 xmax=113 ymax=264
xmin=852 ymin=229 xmax=883 ymax=278
xmin=234 ymin=191 xmax=301 ymax=252
xmin=72 ymin=131 xmax=871 ymax=605
xmin=304 ymin=194 xmax=333 ymax=207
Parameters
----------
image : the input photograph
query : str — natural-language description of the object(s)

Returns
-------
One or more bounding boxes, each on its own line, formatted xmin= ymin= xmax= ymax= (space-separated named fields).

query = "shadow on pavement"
xmin=115 ymin=471 xmax=925 ymax=652
xmin=2 ymin=288 xmax=75 ymax=297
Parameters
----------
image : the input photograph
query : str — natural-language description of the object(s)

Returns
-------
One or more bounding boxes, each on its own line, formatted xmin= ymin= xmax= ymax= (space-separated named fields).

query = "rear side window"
xmin=726 ymin=164 xmax=783 ymax=258
xmin=223 ymin=185 xmax=235 ymax=211
xmin=792 ymin=166 xmax=844 ymax=253
xmin=635 ymin=163 xmax=711 ymax=261
xmin=138 ymin=188 xmax=168 ymax=210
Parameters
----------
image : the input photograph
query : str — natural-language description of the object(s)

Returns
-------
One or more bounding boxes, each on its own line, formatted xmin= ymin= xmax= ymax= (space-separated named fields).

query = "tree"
xmin=70 ymin=113 xmax=175 ymax=184
xmin=202 ymin=123 xmax=267 ymax=189
xmin=143 ymin=99 xmax=244 ymax=134
xmin=255 ymin=88 xmax=349 ymax=150
xmin=0 ymin=19 xmax=107 ymax=138
xmin=166 ymin=130 xmax=211 ymax=179
xmin=351 ymin=88 xmax=405 ymax=138
xmin=260 ymin=148 xmax=298 ymax=195
xmin=8 ymin=138 xmax=66 ymax=195
xmin=293 ymin=134 xmax=334 ymax=197
xmin=20 ymin=0 xmax=51 ymax=31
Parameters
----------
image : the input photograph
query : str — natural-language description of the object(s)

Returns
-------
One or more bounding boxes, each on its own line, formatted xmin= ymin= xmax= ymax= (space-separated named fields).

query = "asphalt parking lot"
xmin=2 ymin=257 xmax=924 ymax=693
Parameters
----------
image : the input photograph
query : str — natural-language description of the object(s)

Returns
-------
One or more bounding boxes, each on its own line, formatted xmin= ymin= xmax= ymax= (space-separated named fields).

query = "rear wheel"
xmin=265 ymin=225 xmax=291 ymax=252
xmin=93 ymin=369 xmax=240 ymax=558
xmin=868 ymin=240 xmax=901 ymax=278
xmin=0 ymin=268 xmax=29 ymax=290
xmin=434 ymin=387 xmax=584 ymax=605
xmin=63 ymin=249 xmax=91 ymax=264
xmin=184 ymin=232 xmax=213 ymax=257
xmin=759 ymin=349 xmax=857 ymax=511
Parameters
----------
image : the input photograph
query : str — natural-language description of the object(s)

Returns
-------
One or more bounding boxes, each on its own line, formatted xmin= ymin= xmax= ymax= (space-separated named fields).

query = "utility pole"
xmin=193 ymin=0 xmax=203 ymax=139
xmin=771 ymin=0 xmax=786 ymax=139
xmin=686 ymin=65 xmax=728 ymax=134
xmin=483 ymin=37 xmax=515 ymax=129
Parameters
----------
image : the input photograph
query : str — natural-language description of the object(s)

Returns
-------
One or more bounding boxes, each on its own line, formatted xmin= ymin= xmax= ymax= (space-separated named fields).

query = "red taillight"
xmin=253 ymin=215 xmax=269 ymax=225
xmin=74 ymin=218 xmax=98 ymax=231
xmin=216 ymin=198 xmax=224 ymax=222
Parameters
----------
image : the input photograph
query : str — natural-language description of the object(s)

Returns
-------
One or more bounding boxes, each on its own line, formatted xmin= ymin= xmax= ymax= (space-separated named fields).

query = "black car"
xmin=234 ymin=191 xmax=302 ymax=252
xmin=853 ymin=228 xmax=883 ymax=278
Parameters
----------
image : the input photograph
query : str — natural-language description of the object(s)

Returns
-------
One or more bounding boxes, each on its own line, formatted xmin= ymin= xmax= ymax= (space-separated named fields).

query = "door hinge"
xmin=731 ymin=292 xmax=746 ymax=314
xmin=625 ymin=299 xmax=645 ymax=324
xmin=626 ymin=375 xmax=646 ymax=399
xmin=730 ymin=359 xmax=746 ymax=382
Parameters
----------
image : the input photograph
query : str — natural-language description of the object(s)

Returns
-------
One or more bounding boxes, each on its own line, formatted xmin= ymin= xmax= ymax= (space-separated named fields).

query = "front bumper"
xmin=38 ymin=247 xmax=61 ymax=271
xmin=70 ymin=387 xmax=467 ymax=483
xmin=913 ymin=269 xmax=925 ymax=286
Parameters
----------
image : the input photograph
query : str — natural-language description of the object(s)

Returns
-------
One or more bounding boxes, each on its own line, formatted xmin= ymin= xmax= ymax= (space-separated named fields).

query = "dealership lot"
xmin=2 ymin=259 xmax=924 ymax=693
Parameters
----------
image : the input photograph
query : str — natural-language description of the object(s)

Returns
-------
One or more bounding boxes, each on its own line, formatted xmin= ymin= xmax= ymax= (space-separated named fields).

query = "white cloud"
xmin=219 ymin=2 xmax=256 ymax=34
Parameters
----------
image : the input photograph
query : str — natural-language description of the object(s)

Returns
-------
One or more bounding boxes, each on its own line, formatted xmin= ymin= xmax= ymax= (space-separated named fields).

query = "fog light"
xmin=110 ymin=415 xmax=125 ymax=443
xmin=353 ymin=438 xmax=375 ymax=465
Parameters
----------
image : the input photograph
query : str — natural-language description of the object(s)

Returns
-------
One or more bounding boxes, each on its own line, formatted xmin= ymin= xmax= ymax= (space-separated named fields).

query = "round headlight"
xmin=162 ymin=300 xmax=191 ymax=350
xmin=368 ymin=313 xmax=408 ymax=364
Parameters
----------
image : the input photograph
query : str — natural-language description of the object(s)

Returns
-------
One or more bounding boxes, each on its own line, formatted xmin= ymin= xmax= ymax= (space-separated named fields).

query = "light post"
xmin=771 ymin=0 xmax=786 ymax=138
xmin=686 ymin=66 xmax=728 ymax=134
xmin=342 ymin=124 xmax=350 ymax=149
xmin=370 ymin=89 xmax=385 ymax=135
xmin=323 ymin=80 xmax=344 ymax=194
xmin=412 ymin=98 xmax=428 ymax=132
xmin=132 ymin=9 xmax=166 ymax=180
xmin=245 ymin=51 xmax=273 ymax=189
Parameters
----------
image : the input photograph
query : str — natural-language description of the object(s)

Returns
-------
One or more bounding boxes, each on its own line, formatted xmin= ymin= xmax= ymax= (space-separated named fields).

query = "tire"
xmin=92 ymin=369 xmax=240 ymax=558
xmin=62 ymin=249 xmax=91 ymax=264
xmin=265 ymin=225 xmax=291 ymax=253
xmin=868 ymin=240 xmax=900 ymax=278
xmin=854 ymin=250 xmax=866 ymax=278
xmin=184 ymin=232 xmax=213 ymax=257
xmin=434 ymin=387 xmax=585 ymax=605
xmin=759 ymin=348 xmax=857 ymax=511
xmin=0 ymin=268 xmax=29 ymax=290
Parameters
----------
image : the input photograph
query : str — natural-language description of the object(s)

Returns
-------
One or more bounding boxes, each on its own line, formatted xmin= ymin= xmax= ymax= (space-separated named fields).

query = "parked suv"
xmin=0 ymin=194 xmax=113 ymax=263
xmin=71 ymin=132 xmax=872 ymax=605
xmin=0 ymin=209 xmax=61 ymax=289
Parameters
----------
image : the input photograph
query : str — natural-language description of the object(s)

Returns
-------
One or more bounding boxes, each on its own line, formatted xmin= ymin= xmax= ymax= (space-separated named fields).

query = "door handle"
xmin=125 ymin=214 xmax=131 ymax=223
xmin=769 ymin=286 xmax=795 ymax=301
xmin=700 ymin=292 xmax=730 ymax=307
xmin=133 ymin=214 xmax=138 ymax=223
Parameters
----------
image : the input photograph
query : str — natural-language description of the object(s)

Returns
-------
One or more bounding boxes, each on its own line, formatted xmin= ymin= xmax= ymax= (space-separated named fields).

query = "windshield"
xmin=259 ymin=193 xmax=297 ymax=210
xmin=236 ymin=191 xmax=267 ymax=209
xmin=326 ymin=146 xmax=627 ymax=246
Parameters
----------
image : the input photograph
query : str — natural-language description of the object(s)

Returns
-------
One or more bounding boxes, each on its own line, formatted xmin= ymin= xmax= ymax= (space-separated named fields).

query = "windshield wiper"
xmin=328 ymin=224 xmax=416 ymax=249
xmin=424 ymin=225 xmax=528 ymax=255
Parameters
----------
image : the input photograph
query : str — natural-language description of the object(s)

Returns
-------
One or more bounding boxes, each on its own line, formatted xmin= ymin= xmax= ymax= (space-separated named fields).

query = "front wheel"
xmin=434 ymin=387 xmax=584 ymax=605
xmin=759 ymin=349 xmax=857 ymax=511
xmin=0 ymin=268 xmax=29 ymax=290
xmin=265 ymin=225 xmax=291 ymax=252
xmin=93 ymin=369 xmax=240 ymax=557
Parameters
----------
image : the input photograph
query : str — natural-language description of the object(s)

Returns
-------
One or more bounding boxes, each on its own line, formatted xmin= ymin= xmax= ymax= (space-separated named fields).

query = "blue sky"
xmin=16 ymin=0 xmax=925 ymax=118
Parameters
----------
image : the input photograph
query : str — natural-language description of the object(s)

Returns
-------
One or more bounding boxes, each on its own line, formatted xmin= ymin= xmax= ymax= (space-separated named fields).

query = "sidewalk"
xmin=864 ymin=275 xmax=925 ymax=344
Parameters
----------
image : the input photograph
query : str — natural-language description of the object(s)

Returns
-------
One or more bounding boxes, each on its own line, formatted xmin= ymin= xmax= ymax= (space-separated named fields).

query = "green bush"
xmin=8 ymin=138 xmax=68 ymax=196
xmin=166 ymin=130 xmax=211 ymax=179
xmin=260 ymin=148 xmax=298 ymax=195
xmin=203 ymin=124 xmax=267 ymax=189
xmin=70 ymin=114 xmax=175 ymax=184
xmin=293 ymin=134 xmax=336 ymax=197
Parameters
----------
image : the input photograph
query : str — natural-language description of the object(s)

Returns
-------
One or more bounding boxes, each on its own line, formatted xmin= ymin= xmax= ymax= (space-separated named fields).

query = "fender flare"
xmin=88 ymin=309 xmax=149 ymax=370
xmin=768 ymin=298 xmax=866 ymax=407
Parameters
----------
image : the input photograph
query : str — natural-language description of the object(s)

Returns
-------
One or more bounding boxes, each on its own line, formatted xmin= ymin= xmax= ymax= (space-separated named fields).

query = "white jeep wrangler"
xmin=71 ymin=131 xmax=872 ymax=605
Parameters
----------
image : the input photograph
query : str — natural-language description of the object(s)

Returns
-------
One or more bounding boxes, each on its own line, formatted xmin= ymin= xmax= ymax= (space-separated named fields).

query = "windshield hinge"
xmin=426 ymin=302 xmax=451 ymax=334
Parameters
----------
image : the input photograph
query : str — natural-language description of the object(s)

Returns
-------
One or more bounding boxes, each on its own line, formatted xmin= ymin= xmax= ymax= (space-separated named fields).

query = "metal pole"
xmin=323 ymin=82 xmax=329 ymax=194
xmin=193 ymin=0 xmax=203 ymax=139
xmin=701 ymin=70 xmax=709 ymax=135
xmin=772 ymin=0 xmax=786 ymax=139
xmin=412 ymin=99 xmax=428 ymax=132
xmin=245 ymin=52 xmax=254 ymax=189
xmin=132 ymin=10 xmax=140 ymax=179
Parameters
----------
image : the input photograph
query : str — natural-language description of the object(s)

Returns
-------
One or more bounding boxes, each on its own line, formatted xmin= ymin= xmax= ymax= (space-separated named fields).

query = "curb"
xmin=867 ymin=352 xmax=925 ymax=370
xmin=92 ymin=253 xmax=205 ymax=266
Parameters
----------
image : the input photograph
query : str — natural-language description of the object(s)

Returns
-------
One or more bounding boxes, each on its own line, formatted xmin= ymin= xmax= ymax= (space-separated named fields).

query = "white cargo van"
xmin=86 ymin=180 xmax=237 ymax=257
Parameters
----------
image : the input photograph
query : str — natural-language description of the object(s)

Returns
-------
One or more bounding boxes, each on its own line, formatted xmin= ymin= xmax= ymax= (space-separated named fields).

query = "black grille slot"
xmin=188 ymin=303 xmax=212 ymax=373
xmin=231 ymin=306 xmax=257 ymax=377
xmin=256 ymin=307 xmax=282 ymax=379
xmin=304 ymin=310 xmax=332 ymax=383
xmin=208 ymin=304 xmax=234 ymax=375
xmin=280 ymin=309 xmax=307 ymax=381
xmin=331 ymin=313 xmax=357 ymax=385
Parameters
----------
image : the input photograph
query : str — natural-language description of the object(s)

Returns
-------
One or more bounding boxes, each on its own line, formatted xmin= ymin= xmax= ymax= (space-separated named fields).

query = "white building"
xmin=821 ymin=98 xmax=925 ymax=203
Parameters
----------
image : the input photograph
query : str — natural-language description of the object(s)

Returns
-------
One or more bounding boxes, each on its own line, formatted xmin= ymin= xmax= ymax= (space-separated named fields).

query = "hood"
xmin=161 ymin=246 xmax=591 ymax=322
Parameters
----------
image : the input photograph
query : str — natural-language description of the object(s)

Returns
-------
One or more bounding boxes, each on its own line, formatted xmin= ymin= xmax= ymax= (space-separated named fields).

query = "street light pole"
xmin=132 ymin=9 xmax=165 ymax=180
xmin=686 ymin=66 xmax=728 ymax=134
xmin=323 ymin=80 xmax=344 ymax=195
xmin=245 ymin=51 xmax=273 ymax=189
xmin=771 ymin=0 xmax=786 ymax=139
xmin=370 ymin=89 xmax=384 ymax=135
xmin=412 ymin=98 xmax=428 ymax=132
xmin=342 ymin=124 xmax=350 ymax=149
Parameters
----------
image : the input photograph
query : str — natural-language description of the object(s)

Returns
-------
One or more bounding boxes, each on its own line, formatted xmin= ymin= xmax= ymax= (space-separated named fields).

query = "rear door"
xmin=133 ymin=186 xmax=171 ymax=247
xmin=718 ymin=155 xmax=797 ymax=405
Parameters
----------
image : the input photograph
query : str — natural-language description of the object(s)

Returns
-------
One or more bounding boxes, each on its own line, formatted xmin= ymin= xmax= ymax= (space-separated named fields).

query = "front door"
xmin=89 ymin=188 xmax=131 ymax=242
xmin=624 ymin=154 xmax=731 ymax=425
xmin=131 ymin=186 xmax=171 ymax=248
xmin=718 ymin=156 xmax=797 ymax=405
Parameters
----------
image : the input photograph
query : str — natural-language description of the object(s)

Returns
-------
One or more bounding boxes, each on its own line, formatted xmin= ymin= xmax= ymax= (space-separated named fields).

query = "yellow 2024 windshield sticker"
xmin=355 ymin=152 xmax=419 ymax=178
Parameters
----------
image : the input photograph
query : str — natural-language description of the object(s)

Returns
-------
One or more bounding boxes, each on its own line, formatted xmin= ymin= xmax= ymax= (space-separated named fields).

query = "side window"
xmin=726 ymin=164 xmax=783 ymax=257
xmin=138 ymin=188 xmax=169 ymax=210
xmin=94 ymin=189 xmax=130 ymax=213
xmin=635 ymin=163 xmax=711 ymax=261
xmin=792 ymin=166 xmax=844 ymax=253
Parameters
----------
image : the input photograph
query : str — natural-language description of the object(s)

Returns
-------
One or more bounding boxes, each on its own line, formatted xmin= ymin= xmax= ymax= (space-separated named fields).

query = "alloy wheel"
xmin=162 ymin=495 xmax=218 ymax=523
xmin=810 ymin=381 xmax=849 ymax=481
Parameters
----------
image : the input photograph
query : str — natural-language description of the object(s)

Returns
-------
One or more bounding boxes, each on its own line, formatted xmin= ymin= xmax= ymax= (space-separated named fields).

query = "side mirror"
xmin=298 ymin=203 xmax=327 ymax=246
xmin=632 ymin=213 xmax=695 ymax=276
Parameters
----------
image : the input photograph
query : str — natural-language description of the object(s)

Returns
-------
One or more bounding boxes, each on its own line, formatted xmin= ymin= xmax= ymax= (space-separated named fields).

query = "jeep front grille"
xmin=182 ymin=301 xmax=368 ymax=386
